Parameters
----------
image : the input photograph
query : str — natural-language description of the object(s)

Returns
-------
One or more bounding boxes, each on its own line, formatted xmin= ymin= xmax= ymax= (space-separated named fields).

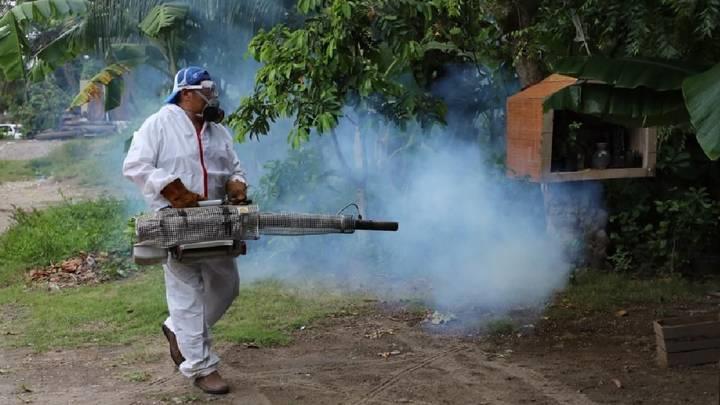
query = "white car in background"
xmin=0 ymin=124 xmax=23 ymax=139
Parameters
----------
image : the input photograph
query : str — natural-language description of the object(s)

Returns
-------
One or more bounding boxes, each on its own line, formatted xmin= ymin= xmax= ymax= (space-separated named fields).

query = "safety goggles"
xmin=182 ymin=80 xmax=218 ymax=98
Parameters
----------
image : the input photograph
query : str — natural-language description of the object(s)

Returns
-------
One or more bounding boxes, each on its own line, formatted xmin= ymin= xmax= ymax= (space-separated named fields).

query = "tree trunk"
xmin=496 ymin=0 xmax=545 ymax=87
xmin=515 ymin=55 xmax=545 ymax=87
xmin=353 ymin=124 xmax=368 ymax=218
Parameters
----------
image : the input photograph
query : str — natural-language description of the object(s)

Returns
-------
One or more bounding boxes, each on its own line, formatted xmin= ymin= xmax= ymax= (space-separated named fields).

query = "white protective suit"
xmin=123 ymin=103 xmax=246 ymax=378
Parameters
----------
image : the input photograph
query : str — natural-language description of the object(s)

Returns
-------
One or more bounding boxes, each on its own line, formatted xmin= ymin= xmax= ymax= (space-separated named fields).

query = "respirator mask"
xmin=189 ymin=80 xmax=225 ymax=123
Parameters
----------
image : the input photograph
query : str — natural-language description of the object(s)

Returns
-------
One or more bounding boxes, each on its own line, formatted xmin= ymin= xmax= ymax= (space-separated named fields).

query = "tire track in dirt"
xmin=476 ymin=359 xmax=597 ymax=405
xmin=351 ymin=346 xmax=465 ymax=405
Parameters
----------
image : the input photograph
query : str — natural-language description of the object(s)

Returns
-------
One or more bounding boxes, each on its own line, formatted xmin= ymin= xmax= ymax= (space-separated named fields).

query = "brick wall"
xmin=506 ymin=74 xmax=577 ymax=181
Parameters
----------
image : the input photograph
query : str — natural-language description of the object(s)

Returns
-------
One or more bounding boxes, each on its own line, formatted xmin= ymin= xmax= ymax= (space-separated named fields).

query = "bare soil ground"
xmin=1 ymin=305 xmax=717 ymax=405
xmin=0 ymin=140 xmax=94 ymax=233
xmin=0 ymin=179 xmax=94 ymax=233
xmin=0 ymin=140 xmax=63 ymax=161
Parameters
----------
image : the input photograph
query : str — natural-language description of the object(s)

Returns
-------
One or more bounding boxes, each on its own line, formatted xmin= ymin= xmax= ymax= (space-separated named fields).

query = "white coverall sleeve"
xmin=123 ymin=120 xmax=177 ymax=199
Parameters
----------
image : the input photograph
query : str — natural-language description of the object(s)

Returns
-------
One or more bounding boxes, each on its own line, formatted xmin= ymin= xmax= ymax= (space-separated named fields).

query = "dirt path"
xmin=0 ymin=140 xmax=63 ymax=161
xmin=0 ymin=140 xmax=95 ymax=234
xmin=0 ymin=179 xmax=95 ymax=233
xmin=0 ymin=312 xmax=597 ymax=405
xmin=2 ymin=305 xmax=718 ymax=404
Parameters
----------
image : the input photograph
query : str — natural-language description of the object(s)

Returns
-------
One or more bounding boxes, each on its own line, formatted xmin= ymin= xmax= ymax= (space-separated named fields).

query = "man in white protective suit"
xmin=122 ymin=66 xmax=248 ymax=395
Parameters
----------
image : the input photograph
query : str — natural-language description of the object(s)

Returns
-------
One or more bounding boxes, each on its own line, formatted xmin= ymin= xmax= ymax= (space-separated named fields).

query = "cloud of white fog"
xmin=238 ymin=127 xmax=570 ymax=313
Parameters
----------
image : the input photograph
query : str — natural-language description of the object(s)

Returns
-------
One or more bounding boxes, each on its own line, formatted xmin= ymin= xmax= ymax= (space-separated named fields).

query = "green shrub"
xmin=7 ymin=77 xmax=70 ymax=135
xmin=0 ymin=199 xmax=130 ymax=284
xmin=608 ymin=187 xmax=720 ymax=274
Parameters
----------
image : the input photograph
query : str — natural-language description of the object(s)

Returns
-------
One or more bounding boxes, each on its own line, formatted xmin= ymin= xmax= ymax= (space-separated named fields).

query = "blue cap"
xmin=165 ymin=66 xmax=212 ymax=103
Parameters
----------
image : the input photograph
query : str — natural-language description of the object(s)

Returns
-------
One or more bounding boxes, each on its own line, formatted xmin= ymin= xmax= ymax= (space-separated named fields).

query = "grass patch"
xmin=547 ymin=270 xmax=720 ymax=319
xmin=485 ymin=318 xmax=517 ymax=337
xmin=0 ymin=271 xmax=166 ymax=350
xmin=0 ymin=199 xmax=130 ymax=285
xmin=0 ymin=160 xmax=35 ymax=183
xmin=0 ymin=272 xmax=359 ymax=351
xmin=122 ymin=371 xmax=152 ymax=383
xmin=217 ymin=279 xmax=358 ymax=346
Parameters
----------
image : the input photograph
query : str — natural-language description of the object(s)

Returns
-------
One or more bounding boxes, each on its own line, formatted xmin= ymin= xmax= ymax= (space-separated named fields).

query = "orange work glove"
xmin=160 ymin=179 xmax=204 ymax=208
xmin=225 ymin=179 xmax=248 ymax=205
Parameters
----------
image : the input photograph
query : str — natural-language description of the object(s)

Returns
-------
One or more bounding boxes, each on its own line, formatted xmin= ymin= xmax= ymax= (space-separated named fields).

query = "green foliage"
xmin=0 ymin=0 xmax=88 ymax=82
xmin=551 ymin=56 xmax=699 ymax=91
xmin=485 ymin=318 xmax=516 ymax=337
xmin=546 ymin=270 xmax=720 ymax=318
xmin=137 ymin=3 xmax=188 ymax=39
xmin=682 ymin=62 xmax=720 ymax=160
xmin=0 ymin=160 xmax=35 ymax=183
xmin=545 ymin=55 xmax=720 ymax=159
xmin=254 ymin=146 xmax=348 ymax=211
xmin=608 ymin=187 xmax=720 ymax=274
xmin=8 ymin=76 xmax=71 ymax=134
xmin=228 ymin=0 xmax=504 ymax=146
xmin=529 ymin=0 xmax=720 ymax=64
xmin=545 ymin=83 xmax=689 ymax=127
xmin=0 ymin=271 xmax=166 ymax=350
xmin=0 ymin=199 xmax=130 ymax=284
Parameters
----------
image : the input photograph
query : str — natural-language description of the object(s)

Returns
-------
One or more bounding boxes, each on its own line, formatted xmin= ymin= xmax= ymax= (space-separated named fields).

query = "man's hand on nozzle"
xmin=226 ymin=179 xmax=248 ymax=205
xmin=161 ymin=179 xmax=204 ymax=208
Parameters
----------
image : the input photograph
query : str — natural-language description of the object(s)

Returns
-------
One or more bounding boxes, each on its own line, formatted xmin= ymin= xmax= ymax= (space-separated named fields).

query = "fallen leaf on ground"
xmin=615 ymin=310 xmax=628 ymax=317
xmin=26 ymin=253 xmax=110 ymax=289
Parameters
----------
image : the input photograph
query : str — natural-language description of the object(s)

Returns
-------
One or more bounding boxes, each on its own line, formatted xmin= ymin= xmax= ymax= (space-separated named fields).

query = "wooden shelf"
xmin=506 ymin=74 xmax=658 ymax=183
xmin=543 ymin=167 xmax=654 ymax=182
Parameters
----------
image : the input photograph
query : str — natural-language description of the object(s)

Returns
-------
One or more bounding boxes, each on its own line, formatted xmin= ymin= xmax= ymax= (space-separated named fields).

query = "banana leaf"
xmin=109 ymin=43 xmax=169 ymax=75
xmin=683 ymin=62 xmax=720 ymax=160
xmin=553 ymin=56 xmax=700 ymax=91
xmin=0 ymin=0 xmax=88 ymax=81
xmin=29 ymin=21 xmax=85 ymax=80
xmin=71 ymin=63 xmax=131 ymax=111
xmin=544 ymin=83 xmax=689 ymax=127
xmin=138 ymin=3 xmax=188 ymax=39
xmin=0 ymin=14 xmax=29 ymax=80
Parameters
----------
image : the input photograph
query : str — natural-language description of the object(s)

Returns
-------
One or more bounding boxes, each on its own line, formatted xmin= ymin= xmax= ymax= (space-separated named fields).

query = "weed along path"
xmin=0 ymin=309 xmax=598 ymax=405
xmin=0 ymin=179 xmax=93 ymax=233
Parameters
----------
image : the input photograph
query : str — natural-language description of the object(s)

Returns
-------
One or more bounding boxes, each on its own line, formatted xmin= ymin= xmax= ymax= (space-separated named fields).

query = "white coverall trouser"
xmin=163 ymin=256 xmax=239 ymax=378
xmin=122 ymin=104 xmax=247 ymax=378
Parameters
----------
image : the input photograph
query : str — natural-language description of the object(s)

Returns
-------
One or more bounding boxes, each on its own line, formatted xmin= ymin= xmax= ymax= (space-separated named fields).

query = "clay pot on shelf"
xmin=592 ymin=142 xmax=611 ymax=169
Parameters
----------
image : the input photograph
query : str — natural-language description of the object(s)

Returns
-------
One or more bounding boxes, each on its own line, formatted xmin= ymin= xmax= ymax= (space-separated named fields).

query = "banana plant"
xmin=72 ymin=2 xmax=191 ymax=111
xmin=545 ymin=56 xmax=720 ymax=160
xmin=0 ymin=0 xmax=88 ymax=83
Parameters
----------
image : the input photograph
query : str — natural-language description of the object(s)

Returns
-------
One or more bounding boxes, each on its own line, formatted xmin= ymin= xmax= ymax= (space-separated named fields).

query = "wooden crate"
xmin=654 ymin=313 xmax=720 ymax=367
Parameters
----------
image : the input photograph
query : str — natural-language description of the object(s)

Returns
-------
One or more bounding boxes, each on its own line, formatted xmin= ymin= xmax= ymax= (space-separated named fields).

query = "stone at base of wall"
xmin=541 ymin=181 xmax=608 ymax=268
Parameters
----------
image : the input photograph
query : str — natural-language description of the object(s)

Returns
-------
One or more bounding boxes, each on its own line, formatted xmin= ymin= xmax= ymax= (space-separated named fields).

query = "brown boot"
xmin=194 ymin=371 xmax=230 ymax=395
xmin=161 ymin=324 xmax=185 ymax=367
